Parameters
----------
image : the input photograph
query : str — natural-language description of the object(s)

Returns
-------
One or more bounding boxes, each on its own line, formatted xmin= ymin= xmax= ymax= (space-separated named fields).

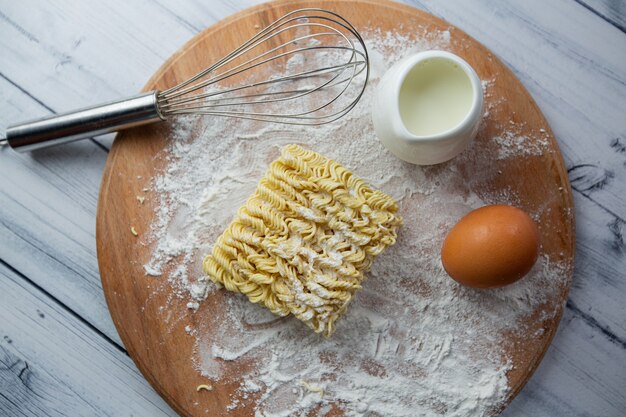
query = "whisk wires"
xmin=157 ymin=8 xmax=369 ymax=125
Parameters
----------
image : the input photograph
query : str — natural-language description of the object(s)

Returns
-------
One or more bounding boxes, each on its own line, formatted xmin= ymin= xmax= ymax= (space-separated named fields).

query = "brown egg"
xmin=441 ymin=205 xmax=540 ymax=288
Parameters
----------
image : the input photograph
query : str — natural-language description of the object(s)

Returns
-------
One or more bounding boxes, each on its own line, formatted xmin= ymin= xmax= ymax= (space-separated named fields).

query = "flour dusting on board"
xmin=143 ymin=29 xmax=567 ymax=417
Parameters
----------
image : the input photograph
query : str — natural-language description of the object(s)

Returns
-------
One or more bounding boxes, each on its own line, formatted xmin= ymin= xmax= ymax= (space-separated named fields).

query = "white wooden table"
xmin=1 ymin=1 xmax=624 ymax=416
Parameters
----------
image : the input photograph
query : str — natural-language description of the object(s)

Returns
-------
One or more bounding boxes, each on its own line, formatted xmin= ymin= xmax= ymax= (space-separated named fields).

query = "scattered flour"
xmin=141 ymin=28 xmax=570 ymax=417
xmin=494 ymin=131 xmax=550 ymax=160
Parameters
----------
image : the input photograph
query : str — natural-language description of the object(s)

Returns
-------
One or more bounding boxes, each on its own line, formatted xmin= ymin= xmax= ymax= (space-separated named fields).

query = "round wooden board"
xmin=96 ymin=1 xmax=575 ymax=416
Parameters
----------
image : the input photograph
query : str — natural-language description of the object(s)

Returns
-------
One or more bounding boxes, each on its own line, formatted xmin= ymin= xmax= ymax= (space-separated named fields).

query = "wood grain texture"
xmin=0 ymin=0 xmax=625 ymax=416
xmin=0 ymin=262 xmax=178 ymax=417
xmin=0 ymin=76 xmax=118 ymax=341
xmin=574 ymin=0 xmax=626 ymax=33
xmin=96 ymin=1 xmax=574 ymax=416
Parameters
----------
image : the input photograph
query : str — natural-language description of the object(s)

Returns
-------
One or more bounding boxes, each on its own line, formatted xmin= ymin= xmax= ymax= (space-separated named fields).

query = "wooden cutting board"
xmin=96 ymin=1 xmax=575 ymax=416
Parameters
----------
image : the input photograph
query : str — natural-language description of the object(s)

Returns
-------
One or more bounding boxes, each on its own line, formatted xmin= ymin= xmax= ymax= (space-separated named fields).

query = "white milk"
xmin=398 ymin=58 xmax=473 ymax=137
xmin=372 ymin=50 xmax=483 ymax=165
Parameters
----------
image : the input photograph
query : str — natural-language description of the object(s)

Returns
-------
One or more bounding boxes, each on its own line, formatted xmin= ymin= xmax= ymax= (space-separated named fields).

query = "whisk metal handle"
xmin=3 ymin=91 xmax=164 ymax=152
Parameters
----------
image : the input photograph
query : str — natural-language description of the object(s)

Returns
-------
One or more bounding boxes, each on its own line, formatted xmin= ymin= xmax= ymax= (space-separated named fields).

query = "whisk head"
xmin=156 ymin=8 xmax=368 ymax=126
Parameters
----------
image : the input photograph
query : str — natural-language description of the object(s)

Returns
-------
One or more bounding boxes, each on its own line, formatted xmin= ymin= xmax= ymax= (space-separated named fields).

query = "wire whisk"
xmin=1 ymin=8 xmax=368 ymax=152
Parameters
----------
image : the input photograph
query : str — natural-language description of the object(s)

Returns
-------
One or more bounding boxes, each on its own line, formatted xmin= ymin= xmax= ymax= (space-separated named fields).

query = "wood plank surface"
xmin=0 ymin=262 xmax=177 ymax=417
xmin=575 ymin=0 xmax=626 ymax=33
xmin=0 ymin=77 xmax=118 ymax=343
xmin=0 ymin=0 xmax=624 ymax=416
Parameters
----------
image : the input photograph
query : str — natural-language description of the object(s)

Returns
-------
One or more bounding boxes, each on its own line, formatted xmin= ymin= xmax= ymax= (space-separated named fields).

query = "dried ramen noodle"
xmin=203 ymin=144 xmax=402 ymax=335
